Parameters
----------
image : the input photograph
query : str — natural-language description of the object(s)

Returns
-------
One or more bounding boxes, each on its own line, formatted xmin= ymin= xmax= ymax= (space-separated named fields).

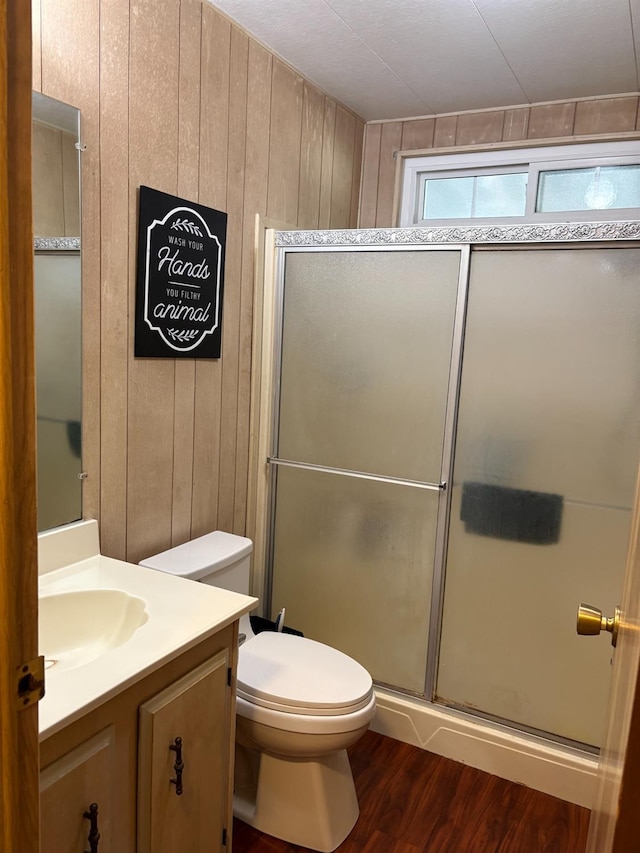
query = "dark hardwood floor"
xmin=232 ymin=731 xmax=590 ymax=852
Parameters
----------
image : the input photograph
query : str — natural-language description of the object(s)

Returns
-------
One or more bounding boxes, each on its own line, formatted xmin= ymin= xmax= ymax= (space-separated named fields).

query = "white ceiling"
xmin=208 ymin=0 xmax=640 ymax=121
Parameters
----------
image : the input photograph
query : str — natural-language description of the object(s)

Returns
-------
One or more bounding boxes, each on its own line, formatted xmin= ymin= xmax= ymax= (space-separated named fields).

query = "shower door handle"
xmin=576 ymin=603 xmax=621 ymax=647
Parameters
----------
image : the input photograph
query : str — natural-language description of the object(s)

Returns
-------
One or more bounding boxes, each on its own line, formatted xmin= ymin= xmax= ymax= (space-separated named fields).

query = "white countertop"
xmin=38 ymin=523 xmax=257 ymax=740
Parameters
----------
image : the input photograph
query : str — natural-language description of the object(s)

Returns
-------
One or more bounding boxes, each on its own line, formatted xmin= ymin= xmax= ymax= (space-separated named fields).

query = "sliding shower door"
xmin=270 ymin=248 xmax=464 ymax=693
xmin=266 ymin=236 xmax=640 ymax=746
xmin=437 ymin=247 xmax=640 ymax=746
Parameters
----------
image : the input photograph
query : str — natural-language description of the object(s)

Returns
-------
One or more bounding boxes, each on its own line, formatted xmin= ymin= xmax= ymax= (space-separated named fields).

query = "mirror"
xmin=32 ymin=92 xmax=82 ymax=531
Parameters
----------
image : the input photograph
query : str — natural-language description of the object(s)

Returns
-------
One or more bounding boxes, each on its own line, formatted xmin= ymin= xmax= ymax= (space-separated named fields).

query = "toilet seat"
xmin=237 ymin=632 xmax=373 ymax=716
xmin=236 ymin=691 xmax=376 ymax=735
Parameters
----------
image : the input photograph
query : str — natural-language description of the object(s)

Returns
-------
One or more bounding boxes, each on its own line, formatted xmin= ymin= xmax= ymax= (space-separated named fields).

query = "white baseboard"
xmin=371 ymin=688 xmax=597 ymax=808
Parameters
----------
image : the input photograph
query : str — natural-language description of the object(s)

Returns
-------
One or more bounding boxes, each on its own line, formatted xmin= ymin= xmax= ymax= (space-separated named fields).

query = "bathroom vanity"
xmin=38 ymin=521 xmax=256 ymax=852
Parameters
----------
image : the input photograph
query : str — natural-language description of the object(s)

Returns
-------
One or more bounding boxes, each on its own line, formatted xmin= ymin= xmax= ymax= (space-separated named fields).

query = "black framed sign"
xmin=135 ymin=186 xmax=227 ymax=358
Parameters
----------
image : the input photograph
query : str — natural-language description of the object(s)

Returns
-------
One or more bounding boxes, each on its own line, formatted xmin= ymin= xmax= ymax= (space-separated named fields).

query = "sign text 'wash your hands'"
xmin=135 ymin=185 xmax=227 ymax=359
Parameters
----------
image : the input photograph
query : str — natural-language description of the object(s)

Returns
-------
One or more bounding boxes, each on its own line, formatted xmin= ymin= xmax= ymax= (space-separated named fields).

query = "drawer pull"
xmin=83 ymin=802 xmax=100 ymax=852
xmin=170 ymin=736 xmax=184 ymax=795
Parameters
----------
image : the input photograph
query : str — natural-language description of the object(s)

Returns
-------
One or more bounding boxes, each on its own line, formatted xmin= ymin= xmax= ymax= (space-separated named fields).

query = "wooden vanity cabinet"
xmin=39 ymin=623 xmax=238 ymax=853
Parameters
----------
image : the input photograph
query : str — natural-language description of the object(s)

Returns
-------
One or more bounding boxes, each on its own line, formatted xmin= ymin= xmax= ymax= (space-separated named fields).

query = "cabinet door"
xmin=40 ymin=727 xmax=115 ymax=853
xmin=137 ymin=651 xmax=232 ymax=853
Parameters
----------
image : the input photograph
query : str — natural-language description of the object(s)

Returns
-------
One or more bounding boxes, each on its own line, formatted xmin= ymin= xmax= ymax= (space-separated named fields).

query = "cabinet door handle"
xmin=83 ymin=802 xmax=100 ymax=852
xmin=169 ymin=736 xmax=184 ymax=795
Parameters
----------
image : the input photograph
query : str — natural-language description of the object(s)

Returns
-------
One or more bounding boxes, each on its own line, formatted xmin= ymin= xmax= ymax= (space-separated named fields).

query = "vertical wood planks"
xmin=31 ymin=4 xmax=640 ymax=561
xmin=99 ymin=0 xmax=130 ymax=560
xmin=191 ymin=5 xmax=230 ymax=539
xmin=126 ymin=0 xmax=180 ymax=563
xmin=32 ymin=0 xmax=42 ymax=91
xmin=574 ymin=97 xmax=638 ymax=135
xmin=217 ymin=26 xmax=248 ymax=533
xmin=433 ymin=115 xmax=458 ymax=147
xmin=267 ymin=58 xmax=303 ymax=225
xmin=528 ymin=103 xmax=576 ymax=138
xmin=360 ymin=94 xmax=640 ymax=227
xmin=233 ymin=41 xmax=272 ymax=536
xmin=297 ymin=83 xmax=325 ymax=230
xmin=375 ymin=121 xmax=402 ymax=226
xmin=171 ymin=0 xmax=202 ymax=547
xmin=37 ymin=1 xmax=364 ymax=559
xmin=41 ymin=0 xmax=102 ymax=525
xmin=350 ymin=120 xmax=364 ymax=228
xmin=503 ymin=108 xmax=529 ymax=142
xmin=359 ymin=122 xmax=381 ymax=227
xmin=61 ymin=131 xmax=80 ymax=235
xmin=401 ymin=118 xmax=435 ymax=151
xmin=330 ymin=105 xmax=356 ymax=228
xmin=318 ymin=98 xmax=336 ymax=228
xmin=31 ymin=124 xmax=65 ymax=236
xmin=455 ymin=111 xmax=504 ymax=146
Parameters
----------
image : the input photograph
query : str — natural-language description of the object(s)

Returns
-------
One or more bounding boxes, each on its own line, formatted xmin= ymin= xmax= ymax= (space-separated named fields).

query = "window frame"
xmin=418 ymin=165 xmax=528 ymax=223
xmin=399 ymin=141 xmax=640 ymax=228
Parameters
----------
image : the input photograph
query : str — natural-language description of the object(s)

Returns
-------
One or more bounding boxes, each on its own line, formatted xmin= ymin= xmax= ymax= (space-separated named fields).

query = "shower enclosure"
xmin=262 ymin=224 xmax=640 ymax=750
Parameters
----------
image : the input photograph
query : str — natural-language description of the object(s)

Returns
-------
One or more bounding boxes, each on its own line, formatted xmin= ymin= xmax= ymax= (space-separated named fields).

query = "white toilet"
xmin=140 ymin=531 xmax=376 ymax=853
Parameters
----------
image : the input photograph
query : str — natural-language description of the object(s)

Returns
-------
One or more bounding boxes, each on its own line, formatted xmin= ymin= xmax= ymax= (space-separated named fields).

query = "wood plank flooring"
xmin=232 ymin=731 xmax=590 ymax=852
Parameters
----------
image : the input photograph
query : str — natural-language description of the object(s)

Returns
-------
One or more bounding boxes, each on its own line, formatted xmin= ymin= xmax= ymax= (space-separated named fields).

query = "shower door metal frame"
xmin=265 ymin=220 xmax=640 ymax=713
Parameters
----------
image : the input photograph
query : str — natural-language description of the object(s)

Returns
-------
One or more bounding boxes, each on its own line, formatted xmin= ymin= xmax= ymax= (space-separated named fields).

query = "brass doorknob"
xmin=577 ymin=603 xmax=621 ymax=647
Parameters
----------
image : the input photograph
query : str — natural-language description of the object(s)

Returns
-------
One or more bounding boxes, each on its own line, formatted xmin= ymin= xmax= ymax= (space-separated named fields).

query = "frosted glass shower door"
xmin=437 ymin=247 xmax=640 ymax=746
xmin=270 ymin=249 xmax=462 ymax=694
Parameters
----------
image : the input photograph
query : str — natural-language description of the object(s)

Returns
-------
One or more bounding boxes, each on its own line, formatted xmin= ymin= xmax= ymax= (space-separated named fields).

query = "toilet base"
xmin=233 ymin=746 xmax=360 ymax=852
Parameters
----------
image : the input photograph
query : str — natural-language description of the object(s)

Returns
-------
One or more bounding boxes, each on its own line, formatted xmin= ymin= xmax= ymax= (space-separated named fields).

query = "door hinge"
xmin=17 ymin=655 xmax=45 ymax=710
xmin=222 ymin=827 xmax=228 ymax=846
xmin=227 ymin=667 xmax=232 ymax=687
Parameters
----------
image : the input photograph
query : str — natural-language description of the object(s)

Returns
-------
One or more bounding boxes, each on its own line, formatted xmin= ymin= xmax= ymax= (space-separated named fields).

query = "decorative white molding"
xmin=34 ymin=237 xmax=81 ymax=251
xmin=275 ymin=221 xmax=640 ymax=247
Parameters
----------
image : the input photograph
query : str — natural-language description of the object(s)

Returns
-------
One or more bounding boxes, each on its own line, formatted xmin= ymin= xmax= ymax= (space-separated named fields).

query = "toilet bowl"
xmin=140 ymin=531 xmax=376 ymax=853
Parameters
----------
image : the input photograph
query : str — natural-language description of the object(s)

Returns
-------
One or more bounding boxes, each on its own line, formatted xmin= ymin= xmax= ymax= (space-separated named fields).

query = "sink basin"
xmin=39 ymin=589 xmax=149 ymax=672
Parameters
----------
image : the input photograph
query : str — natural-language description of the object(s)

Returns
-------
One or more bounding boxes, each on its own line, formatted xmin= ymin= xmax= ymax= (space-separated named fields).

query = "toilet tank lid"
xmin=139 ymin=531 xmax=253 ymax=580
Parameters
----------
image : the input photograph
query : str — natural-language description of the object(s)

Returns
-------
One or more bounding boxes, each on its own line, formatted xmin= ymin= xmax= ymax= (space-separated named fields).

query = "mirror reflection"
xmin=32 ymin=92 xmax=82 ymax=531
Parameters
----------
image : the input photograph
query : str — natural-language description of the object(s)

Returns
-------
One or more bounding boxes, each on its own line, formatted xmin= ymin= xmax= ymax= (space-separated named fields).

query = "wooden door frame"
xmin=0 ymin=3 xmax=39 ymax=852
xmin=589 ymin=462 xmax=640 ymax=850
xmin=612 ymin=673 xmax=640 ymax=847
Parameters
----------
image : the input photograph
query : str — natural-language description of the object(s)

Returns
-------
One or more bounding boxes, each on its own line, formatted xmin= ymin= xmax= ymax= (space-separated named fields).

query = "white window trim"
xmin=399 ymin=141 xmax=640 ymax=228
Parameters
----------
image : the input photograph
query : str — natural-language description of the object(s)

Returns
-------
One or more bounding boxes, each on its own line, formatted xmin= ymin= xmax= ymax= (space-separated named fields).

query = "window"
xmin=399 ymin=141 xmax=640 ymax=227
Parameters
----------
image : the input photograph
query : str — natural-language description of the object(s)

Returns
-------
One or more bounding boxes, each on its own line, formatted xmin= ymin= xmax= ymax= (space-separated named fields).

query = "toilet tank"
xmin=139 ymin=531 xmax=253 ymax=595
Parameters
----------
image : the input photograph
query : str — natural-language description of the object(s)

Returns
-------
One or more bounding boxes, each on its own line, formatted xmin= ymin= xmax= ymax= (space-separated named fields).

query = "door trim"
xmin=0 ymin=3 xmax=40 ymax=851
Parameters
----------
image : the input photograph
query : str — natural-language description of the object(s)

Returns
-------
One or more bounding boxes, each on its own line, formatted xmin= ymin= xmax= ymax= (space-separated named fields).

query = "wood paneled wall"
xmin=32 ymin=122 xmax=80 ymax=237
xmin=32 ymin=0 xmax=364 ymax=563
xmin=360 ymin=95 xmax=640 ymax=227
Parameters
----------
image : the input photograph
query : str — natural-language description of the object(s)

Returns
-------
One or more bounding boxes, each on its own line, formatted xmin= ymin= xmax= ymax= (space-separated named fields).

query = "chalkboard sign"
xmin=135 ymin=186 xmax=227 ymax=358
